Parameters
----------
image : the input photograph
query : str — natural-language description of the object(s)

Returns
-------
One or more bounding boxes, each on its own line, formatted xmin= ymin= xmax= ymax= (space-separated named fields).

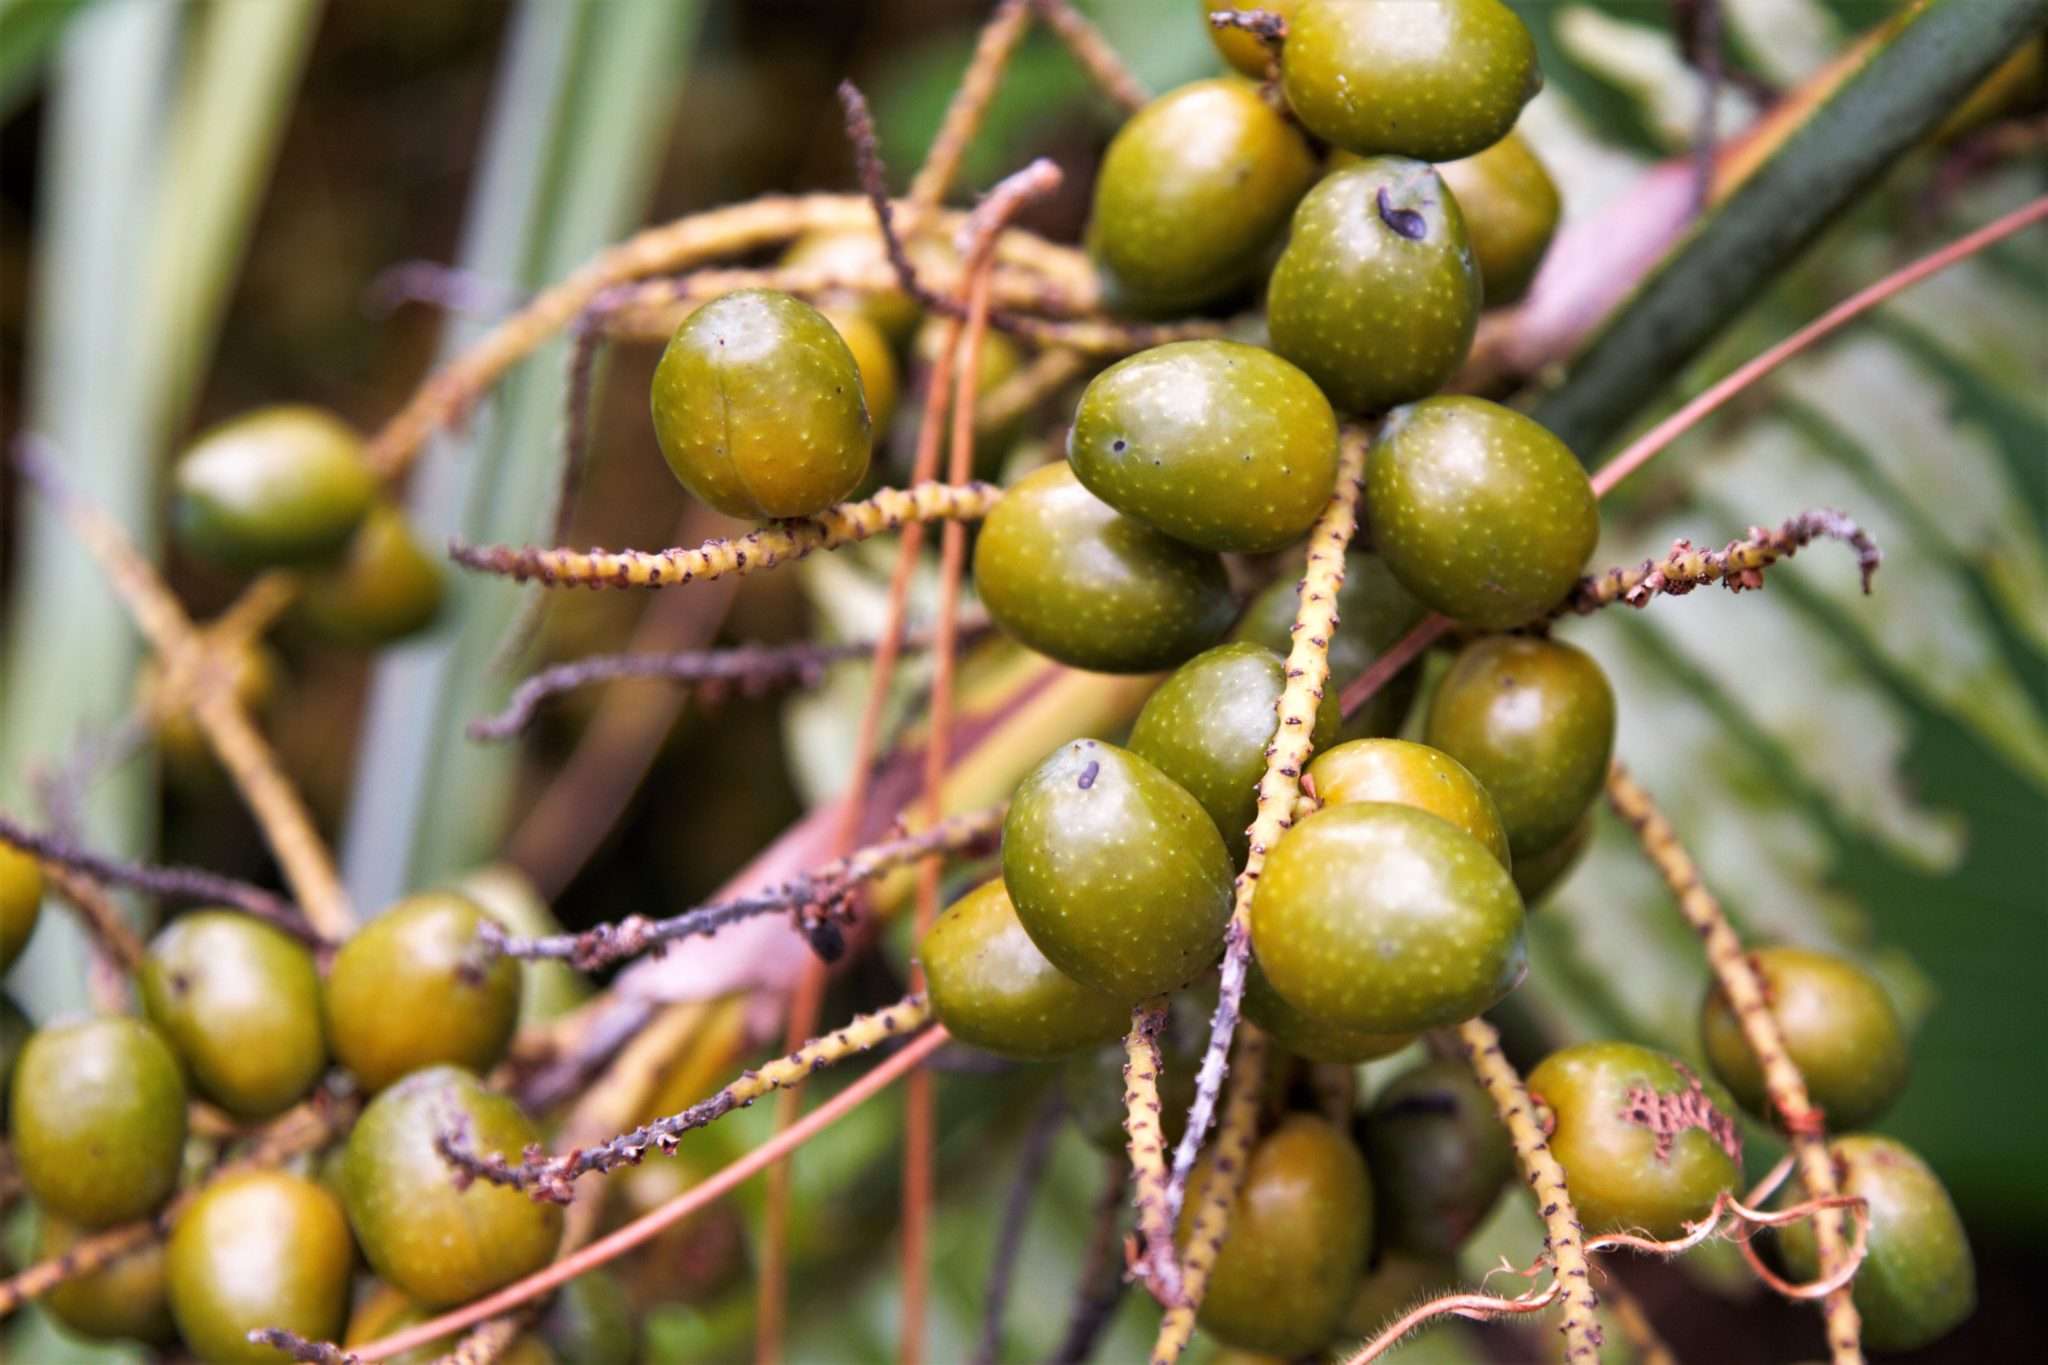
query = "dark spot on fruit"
xmin=1377 ymin=186 xmax=1428 ymax=241
xmin=1112 ymin=438 xmax=1128 ymax=453
xmin=1078 ymin=760 xmax=1100 ymax=790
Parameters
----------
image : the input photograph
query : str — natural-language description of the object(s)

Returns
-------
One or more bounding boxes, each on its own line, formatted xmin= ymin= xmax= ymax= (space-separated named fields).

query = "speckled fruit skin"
xmin=341 ymin=1066 xmax=565 ymax=1308
xmin=1359 ymin=1057 xmax=1514 ymax=1256
xmin=1527 ymin=1042 xmax=1741 ymax=1239
xmin=1366 ymin=396 xmax=1597 ymax=627
xmin=973 ymin=462 xmax=1235 ymax=674
xmin=1268 ymin=158 xmax=1481 ymax=415
xmin=1306 ymin=738 xmax=1510 ymax=868
xmin=140 ymin=910 xmax=327 ymax=1121
xmin=1065 ymin=995 xmax=1205 ymax=1151
xmin=1069 ymin=341 xmax=1339 ymax=553
xmin=1425 ymin=635 xmax=1615 ymax=859
xmin=1701 ymin=946 xmax=1908 ymax=1132
xmin=1282 ymin=0 xmax=1542 ymax=162
xmin=166 ymin=1170 xmax=353 ymax=1365
xmin=821 ymin=307 xmax=900 ymax=442
xmin=323 ymin=891 xmax=523 ymax=1093
xmin=650 ymin=289 xmax=871 ymax=519
xmin=1254 ymin=802 xmax=1525 ymax=1033
xmin=1435 ymin=130 xmax=1561 ymax=305
xmin=1232 ymin=551 xmax=1427 ymax=740
xmin=41 ymin=1215 xmax=177 ymax=1345
xmin=1511 ymin=809 xmax=1591 ymax=906
xmin=780 ymin=227 xmax=920 ymax=342
xmin=920 ymin=878 xmax=1132 ymax=1060
xmin=1088 ymin=79 xmax=1318 ymax=317
xmin=10 ymin=1016 xmax=187 ymax=1227
xmin=1129 ymin=643 xmax=1343 ymax=863
xmin=1003 ymin=739 xmax=1236 ymax=1002
xmin=171 ymin=406 xmax=377 ymax=571
xmin=0 ymin=843 xmax=41 ymax=972
xmin=1243 ymin=958 xmax=1412 ymax=1063
xmin=1779 ymin=1135 xmax=1975 ymax=1353
xmin=295 ymin=501 xmax=445 ymax=646
xmin=1204 ymin=0 xmax=1297 ymax=76
xmin=0 ymin=994 xmax=28 ymax=1125
xmin=1180 ymin=1115 xmax=1373 ymax=1356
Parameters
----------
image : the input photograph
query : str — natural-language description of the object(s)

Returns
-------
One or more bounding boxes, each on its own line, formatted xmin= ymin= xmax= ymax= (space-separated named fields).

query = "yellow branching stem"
xmin=1165 ymin=426 xmax=1368 ymax=1234
xmin=1561 ymin=509 xmax=1881 ymax=616
xmin=1121 ymin=999 xmax=1179 ymax=1305
xmin=449 ymin=480 xmax=1003 ymax=591
xmin=13 ymin=442 xmax=354 ymax=937
xmin=1031 ymin=0 xmax=1150 ymax=112
xmin=436 ymin=995 xmax=934 ymax=1203
xmin=0 ymin=1093 xmax=354 ymax=1317
xmin=1605 ymin=764 xmax=1864 ymax=1365
xmin=1457 ymin=1015 xmax=1605 ymax=1363
xmin=908 ymin=0 xmax=1035 ymax=214
xmin=1148 ymin=1024 xmax=1270 ymax=1364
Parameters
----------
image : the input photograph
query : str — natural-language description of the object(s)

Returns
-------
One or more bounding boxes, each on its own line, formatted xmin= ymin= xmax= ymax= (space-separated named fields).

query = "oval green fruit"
xmin=1359 ymin=1057 xmax=1514 ymax=1256
xmin=166 ymin=1169 xmax=353 ymax=1365
xmin=1204 ymin=0 xmax=1297 ymax=77
xmin=341 ymin=1066 xmax=564 ymax=1308
xmin=1527 ymin=1041 xmax=1740 ymax=1239
xmin=1232 ymin=551 xmax=1427 ymax=741
xmin=294 ymin=501 xmax=445 ymax=646
xmin=1424 ymin=635 xmax=1615 ymax=859
xmin=1435 ymin=130 xmax=1560 ymax=305
xmin=171 ymin=406 xmax=377 ymax=570
xmin=973 ymin=462 xmax=1234 ymax=674
xmin=1512 ymin=809 xmax=1592 ymax=907
xmin=649 ymin=289 xmax=871 ymax=519
xmin=1367 ymin=396 xmax=1597 ymax=627
xmin=1306 ymin=738 xmax=1509 ymax=868
xmin=41 ymin=1215 xmax=177 ymax=1345
xmin=140 ymin=910 xmax=327 ymax=1121
xmin=920 ymin=879 xmax=1132 ymax=1060
xmin=780 ymin=227 xmax=920 ymax=342
xmin=1129 ymin=642 xmax=1342 ymax=864
xmin=1778 ymin=1135 xmax=1974 ymax=1353
xmin=1088 ymin=78 xmax=1318 ymax=316
xmin=0 ymin=842 xmax=41 ymax=972
xmin=1701 ymin=946 xmax=1909 ymax=1132
xmin=1251 ymin=802 xmax=1525 ymax=1033
xmin=10 ymin=1015 xmax=187 ymax=1227
xmin=1243 ymin=957 xmax=1412 ymax=1064
xmin=1282 ymin=0 xmax=1542 ymax=162
xmin=324 ymin=891 xmax=523 ymax=1093
xmin=1268 ymin=158 xmax=1482 ymax=415
xmin=1003 ymin=739 xmax=1236 ymax=1002
xmin=1069 ymin=341 xmax=1338 ymax=553
xmin=823 ymin=307 xmax=900 ymax=440
xmin=1180 ymin=1114 xmax=1373 ymax=1356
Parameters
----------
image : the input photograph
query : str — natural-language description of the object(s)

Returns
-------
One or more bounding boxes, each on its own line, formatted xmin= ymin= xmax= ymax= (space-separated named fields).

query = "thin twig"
xmin=246 ymin=1331 xmax=354 ymax=1364
xmin=1165 ymin=427 xmax=1368 ymax=1241
xmin=972 ymin=1090 xmax=1068 ymax=1365
xmin=1606 ymin=765 xmax=1863 ymax=1364
xmin=448 ymin=479 xmax=1003 ymax=590
xmin=1561 ymin=509 xmax=1880 ymax=616
xmin=1050 ymin=1155 xmax=1131 ymax=1365
xmin=437 ymin=995 xmax=932 ymax=1203
xmin=1457 ymin=1015 xmax=1605 ymax=1363
xmin=0 ymin=813 xmax=321 ymax=944
xmin=341 ymin=1028 xmax=948 ymax=1363
xmin=1206 ymin=9 xmax=1288 ymax=44
xmin=1032 ymin=0 xmax=1150 ymax=112
xmin=484 ymin=807 xmax=1004 ymax=970
xmin=909 ymin=0 xmax=1036 ymax=215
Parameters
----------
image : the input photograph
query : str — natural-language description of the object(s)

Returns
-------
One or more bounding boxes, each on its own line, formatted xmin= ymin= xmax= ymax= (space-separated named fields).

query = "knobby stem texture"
xmin=1606 ymin=764 xmax=1864 ymax=1364
xmin=1121 ymin=999 xmax=1179 ymax=1304
xmin=1562 ymin=509 xmax=1880 ymax=615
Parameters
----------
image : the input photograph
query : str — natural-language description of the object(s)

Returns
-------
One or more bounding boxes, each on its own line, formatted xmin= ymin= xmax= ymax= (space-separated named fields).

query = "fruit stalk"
xmin=1561 ymin=509 xmax=1880 ymax=616
xmin=1121 ymin=999 xmax=1180 ymax=1303
xmin=1148 ymin=1024 xmax=1269 ymax=1364
xmin=1605 ymin=764 xmax=1863 ymax=1364
xmin=908 ymin=0 xmax=1034 ymax=215
xmin=1456 ymin=1014 xmax=1605 ymax=1362
xmin=1166 ymin=425 xmax=1368 ymax=1229
xmin=449 ymin=479 xmax=1004 ymax=590
xmin=1030 ymin=0 xmax=1150 ymax=112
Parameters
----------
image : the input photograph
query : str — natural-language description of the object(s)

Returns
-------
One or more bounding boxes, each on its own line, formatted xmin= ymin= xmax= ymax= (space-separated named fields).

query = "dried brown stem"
xmin=1032 ymin=0 xmax=1150 ymax=112
xmin=1606 ymin=764 xmax=1863 ymax=1363
xmin=1561 ymin=509 xmax=1880 ymax=616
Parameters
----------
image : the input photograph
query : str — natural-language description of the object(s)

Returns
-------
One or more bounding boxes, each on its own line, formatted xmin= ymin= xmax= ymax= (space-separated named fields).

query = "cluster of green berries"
xmin=0 ymin=869 xmax=638 ymax=1363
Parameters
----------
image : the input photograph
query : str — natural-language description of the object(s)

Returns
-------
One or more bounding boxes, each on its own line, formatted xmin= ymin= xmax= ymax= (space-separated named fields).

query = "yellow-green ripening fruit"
xmin=1088 ymin=79 xmax=1318 ymax=317
xmin=920 ymin=879 xmax=1132 ymax=1060
xmin=0 ymin=843 xmax=42 ymax=972
xmin=1282 ymin=0 xmax=1542 ymax=163
xmin=294 ymin=501 xmax=446 ymax=646
xmin=1304 ymin=738 xmax=1510 ymax=869
xmin=650 ymin=289 xmax=871 ymax=519
xmin=171 ymin=406 xmax=377 ymax=570
xmin=165 ymin=1170 xmax=354 ymax=1365
xmin=823 ymin=307 xmax=901 ymax=440
xmin=10 ymin=1016 xmax=187 ymax=1227
xmin=1434 ymin=131 xmax=1561 ymax=305
xmin=780 ymin=227 xmax=921 ymax=343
